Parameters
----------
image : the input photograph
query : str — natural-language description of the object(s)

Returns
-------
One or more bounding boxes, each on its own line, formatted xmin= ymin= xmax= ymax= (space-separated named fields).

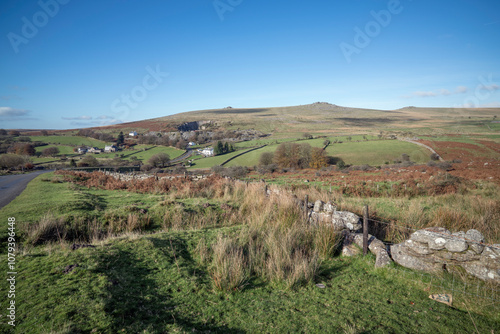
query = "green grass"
xmin=189 ymin=150 xmax=244 ymax=169
xmin=0 ymin=229 xmax=497 ymax=333
xmin=124 ymin=145 xmax=185 ymax=161
xmin=227 ymin=139 xmax=430 ymax=167
xmin=29 ymin=136 xmax=106 ymax=147
xmin=0 ymin=171 xmax=498 ymax=332
xmin=34 ymin=145 xmax=77 ymax=155
xmin=325 ymin=140 xmax=430 ymax=165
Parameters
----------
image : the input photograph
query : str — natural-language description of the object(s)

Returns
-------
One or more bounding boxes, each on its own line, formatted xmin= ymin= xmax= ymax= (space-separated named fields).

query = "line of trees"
xmin=214 ymin=141 xmax=235 ymax=156
xmin=260 ymin=142 xmax=328 ymax=170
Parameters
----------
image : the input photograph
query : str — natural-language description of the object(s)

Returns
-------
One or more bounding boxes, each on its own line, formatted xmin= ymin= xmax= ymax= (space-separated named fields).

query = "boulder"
xmin=405 ymin=239 xmax=434 ymax=255
xmin=428 ymin=237 xmax=447 ymax=250
xmin=331 ymin=211 xmax=361 ymax=232
xmin=341 ymin=232 xmax=361 ymax=257
xmin=465 ymin=229 xmax=485 ymax=254
xmin=324 ymin=201 xmax=336 ymax=213
xmin=410 ymin=227 xmax=450 ymax=244
xmin=390 ymin=243 xmax=443 ymax=272
xmin=445 ymin=238 xmax=468 ymax=253
xmin=342 ymin=232 xmax=392 ymax=268
xmin=313 ymin=200 xmax=324 ymax=212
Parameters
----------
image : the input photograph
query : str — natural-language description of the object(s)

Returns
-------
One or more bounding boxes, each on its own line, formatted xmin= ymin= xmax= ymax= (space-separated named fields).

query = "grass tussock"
xmin=198 ymin=186 xmax=342 ymax=290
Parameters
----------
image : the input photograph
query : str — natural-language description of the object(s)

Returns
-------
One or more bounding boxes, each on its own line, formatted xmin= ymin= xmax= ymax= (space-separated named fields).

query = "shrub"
xmin=430 ymin=153 xmax=440 ymax=161
xmin=0 ymin=154 xmax=26 ymax=169
xmin=257 ymin=163 xmax=278 ymax=174
xmin=148 ymin=153 xmax=170 ymax=167
xmin=42 ymin=147 xmax=60 ymax=157
xmin=259 ymin=152 xmax=274 ymax=166
xmin=140 ymin=164 xmax=153 ymax=172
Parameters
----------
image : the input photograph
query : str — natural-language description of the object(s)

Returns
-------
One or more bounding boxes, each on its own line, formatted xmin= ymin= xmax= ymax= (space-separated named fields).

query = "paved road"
xmin=0 ymin=170 xmax=53 ymax=210
xmin=170 ymin=149 xmax=193 ymax=163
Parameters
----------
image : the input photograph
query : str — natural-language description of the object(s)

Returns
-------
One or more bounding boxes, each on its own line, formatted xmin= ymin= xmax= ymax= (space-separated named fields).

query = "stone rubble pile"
xmin=391 ymin=227 xmax=500 ymax=284
xmin=307 ymin=200 xmax=500 ymax=283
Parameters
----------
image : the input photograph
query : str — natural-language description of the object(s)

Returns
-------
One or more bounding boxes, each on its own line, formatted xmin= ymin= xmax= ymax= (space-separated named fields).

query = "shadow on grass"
xmin=93 ymin=237 xmax=243 ymax=333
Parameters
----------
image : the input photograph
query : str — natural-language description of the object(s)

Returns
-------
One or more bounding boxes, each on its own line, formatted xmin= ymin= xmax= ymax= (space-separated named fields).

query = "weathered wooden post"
xmin=363 ymin=205 xmax=369 ymax=256
xmin=304 ymin=195 xmax=309 ymax=221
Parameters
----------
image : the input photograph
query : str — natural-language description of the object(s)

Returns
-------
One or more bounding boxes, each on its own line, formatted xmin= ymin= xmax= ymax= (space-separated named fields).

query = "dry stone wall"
xmin=391 ymin=227 xmax=500 ymax=284
xmin=307 ymin=200 xmax=499 ymax=284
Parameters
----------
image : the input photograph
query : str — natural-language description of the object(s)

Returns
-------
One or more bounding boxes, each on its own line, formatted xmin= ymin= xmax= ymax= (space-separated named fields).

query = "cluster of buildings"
xmin=77 ymin=145 xmax=119 ymax=154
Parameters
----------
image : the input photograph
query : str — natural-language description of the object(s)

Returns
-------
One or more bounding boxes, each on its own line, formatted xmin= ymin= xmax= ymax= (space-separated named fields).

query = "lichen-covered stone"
xmin=390 ymin=243 xmax=442 ymax=272
xmin=331 ymin=211 xmax=361 ymax=232
xmin=428 ymin=237 xmax=447 ymax=250
xmin=313 ymin=200 xmax=324 ymax=213
xmin=324 ymin=201 xmax=336 ymax=213
xmin=465 ymin=229 xmax=485 ymax=254
xmin=405 ymin=239 xmax=435 ymax=255
xmin=445 ymin=239 xmax=468 ymax=253
xmin=410 ymin=227 xmax=451 ymax=244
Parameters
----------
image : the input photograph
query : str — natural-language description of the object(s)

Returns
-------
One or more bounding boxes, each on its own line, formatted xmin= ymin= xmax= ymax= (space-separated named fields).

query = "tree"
xmin=117 ymin=131 xmax=125 ymax=146
xmin=148 ymin=153 xmax=170 ymax=167
xmin=259 ymin=152 xmax=274 ymax=166
xmin=303 ymin=133 xmax=313 ymax=139
xmin=273 ymin=142 xmax=311 ymax=169
xmin=69 ymin=159 xmax=77 ymax=168
xmin=347 ymin=136 xmax=352 ymax=142
xmin=42 ymin=147 xmax=60 ymax=157
xmin=0 ymin=129 xmax=7 ymax=136
xmin=310 ymin=147 xmax=328 ymax=169
xmin=10 ymin=143 xmax=36 ymax=156
xmin=40 ymin=130 xmax=48 ymax=136
xmin=215 ymin=141 xmax=224 ymax=155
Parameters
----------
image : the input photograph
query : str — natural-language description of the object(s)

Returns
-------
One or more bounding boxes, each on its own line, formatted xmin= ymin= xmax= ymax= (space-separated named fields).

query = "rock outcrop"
xmin=390 ymin=227 xmax=500 ymax=284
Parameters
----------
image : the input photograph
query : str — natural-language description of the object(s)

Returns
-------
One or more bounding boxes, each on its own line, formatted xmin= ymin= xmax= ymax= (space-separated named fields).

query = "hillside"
xmin=93 ymin=103 xmax=500 ymax=139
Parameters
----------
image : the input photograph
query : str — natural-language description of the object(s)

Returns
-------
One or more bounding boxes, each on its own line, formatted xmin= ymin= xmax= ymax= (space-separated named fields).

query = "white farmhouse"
xmin=104 ymin=145 xmax=118 ymax=153
xmin=200 ymin=147 xmax=214 ymax=157
xmin=129 ymin=131 xmax=138 ymax=137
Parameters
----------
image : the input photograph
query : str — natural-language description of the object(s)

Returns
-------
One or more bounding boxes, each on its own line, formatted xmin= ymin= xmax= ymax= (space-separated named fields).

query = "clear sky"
xmin=1 ymin=0 xmax=499 ymax=129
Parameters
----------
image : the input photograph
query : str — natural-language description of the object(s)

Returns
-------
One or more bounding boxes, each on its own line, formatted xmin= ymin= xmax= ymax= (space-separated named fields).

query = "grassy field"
xmin=29 ymin=136 xmax=107 ymax=147
xmin=1 ymin=230 xmax=497 ymax=333
xmin=124 ymin=145 xmax=185 ymax=161
xmin=189 ymin=150 xmax=244 ymax=169
xmin=324 ymin=140 xmax=430 ymax=165
xmin=226 ymin=139 xmax=430 ymax=167
xmin=0 ymin=172 xmax=498 ymax=332
xmin=34 ymin=145 xmax=77 ymax=156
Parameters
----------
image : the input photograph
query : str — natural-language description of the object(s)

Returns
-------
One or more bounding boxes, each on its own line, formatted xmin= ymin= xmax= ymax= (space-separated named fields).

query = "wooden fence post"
xmin=304 ymin=195 xmax=309 ymax=221
xmin=363 ymin=205 xmax=369 ymax=256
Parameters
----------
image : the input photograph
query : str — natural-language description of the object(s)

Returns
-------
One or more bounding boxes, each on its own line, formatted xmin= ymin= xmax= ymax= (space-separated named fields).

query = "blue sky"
xmin=1 ymin=0 xmax=499 ymax=129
